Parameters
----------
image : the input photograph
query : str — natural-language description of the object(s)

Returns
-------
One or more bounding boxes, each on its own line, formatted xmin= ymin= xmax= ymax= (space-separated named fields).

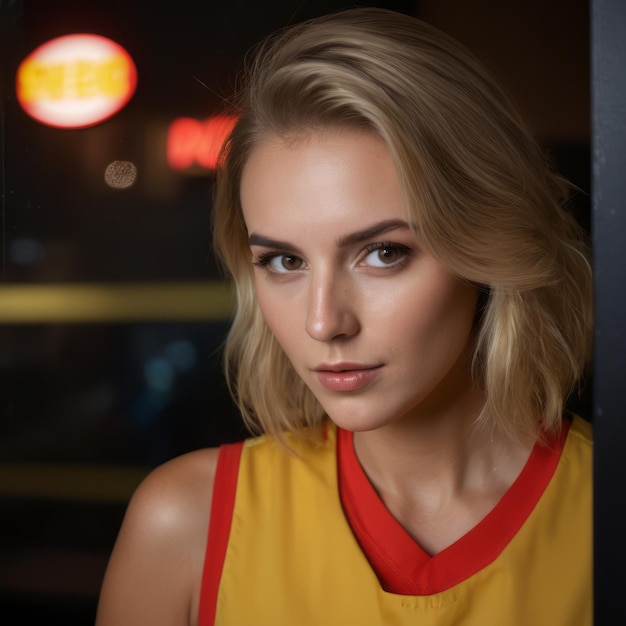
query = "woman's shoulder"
xmin=95 ymin=446 xmax=223 ymax=626
xmin=118 ymin=446 xmax=222 ymax=539
xmin=122 ymin=446 xmax=225 ymax=566
xmin=134 ymin=446 xmax=222 ymax=513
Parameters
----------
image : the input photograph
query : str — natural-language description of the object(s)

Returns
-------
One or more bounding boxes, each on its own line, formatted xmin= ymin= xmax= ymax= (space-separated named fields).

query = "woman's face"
xmin=240 ymin=129 xmax=480 ymax=432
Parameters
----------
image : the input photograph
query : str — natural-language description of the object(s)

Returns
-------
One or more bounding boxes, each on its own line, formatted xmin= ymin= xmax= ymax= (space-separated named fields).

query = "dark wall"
xmin=591 ymin=0 xmax=626 ymax=623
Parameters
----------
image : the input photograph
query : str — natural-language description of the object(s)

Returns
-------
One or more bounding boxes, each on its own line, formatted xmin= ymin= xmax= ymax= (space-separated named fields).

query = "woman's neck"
xmin=351 ymin=391 xmax=533 ymax=554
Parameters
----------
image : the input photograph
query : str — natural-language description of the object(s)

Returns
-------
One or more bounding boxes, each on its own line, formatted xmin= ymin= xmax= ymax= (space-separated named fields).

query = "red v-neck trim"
xmin=337 ymin=422 xmax=569 ymax=595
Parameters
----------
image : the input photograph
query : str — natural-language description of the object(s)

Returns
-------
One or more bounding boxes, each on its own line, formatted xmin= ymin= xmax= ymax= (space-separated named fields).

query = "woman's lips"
xmin=315 ymin=365 xmax=382 ymax=392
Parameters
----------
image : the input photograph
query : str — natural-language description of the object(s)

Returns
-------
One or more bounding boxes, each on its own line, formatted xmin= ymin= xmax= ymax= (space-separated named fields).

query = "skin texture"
xmin=95 ymin=129 xmax=533 ymax=624
xmin=242 ymin=130 xmax=480 ymax=435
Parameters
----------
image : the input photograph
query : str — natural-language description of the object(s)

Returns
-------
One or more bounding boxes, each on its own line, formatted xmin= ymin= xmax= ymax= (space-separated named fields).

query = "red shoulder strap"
xmin=198 ymin=441 xmax=244 ymax=626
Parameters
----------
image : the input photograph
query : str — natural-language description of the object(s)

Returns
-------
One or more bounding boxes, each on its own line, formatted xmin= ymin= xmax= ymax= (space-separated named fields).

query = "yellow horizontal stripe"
xmin=0 ymin=463 xmax=150 ymax=503
xmin=0 ymin=281 xmax=234 ymax=323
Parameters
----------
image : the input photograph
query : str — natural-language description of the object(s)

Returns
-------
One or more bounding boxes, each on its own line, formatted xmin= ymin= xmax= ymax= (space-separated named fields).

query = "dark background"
xmin=0 ymin=0 xmax=591 ymax=624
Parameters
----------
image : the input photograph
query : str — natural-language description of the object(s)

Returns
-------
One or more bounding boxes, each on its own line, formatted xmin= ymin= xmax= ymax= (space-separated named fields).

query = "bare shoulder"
xmin=96 ymin=447 xmax=221 ymax=626
xmin=129 ymin=446 xmax=221 ymax=530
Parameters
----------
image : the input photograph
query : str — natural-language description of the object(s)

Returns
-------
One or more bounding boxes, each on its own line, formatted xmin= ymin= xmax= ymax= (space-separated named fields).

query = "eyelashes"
xmin=360 ymin=242 xmax=413 ymax=268
xmin=252 ymin=241 xmax=414 ymax=276
xmin=253 ymin=251 xmax=306 ymax=274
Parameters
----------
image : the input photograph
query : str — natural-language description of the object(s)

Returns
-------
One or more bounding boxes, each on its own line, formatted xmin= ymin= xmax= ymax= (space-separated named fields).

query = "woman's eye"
xmin=362 ymin=244 xmax=411 ymax=268
xmin=255 ymin=253 xmax=306 ymax=273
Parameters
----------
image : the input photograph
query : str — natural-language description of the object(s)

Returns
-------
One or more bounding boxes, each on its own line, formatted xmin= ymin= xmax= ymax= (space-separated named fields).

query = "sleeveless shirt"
xmin=199 ymin=416 xmax=592 ymax=625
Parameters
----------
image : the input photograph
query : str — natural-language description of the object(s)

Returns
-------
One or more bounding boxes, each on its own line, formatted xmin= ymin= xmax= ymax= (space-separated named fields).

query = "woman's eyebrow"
xmin=336 ymin=219 xmax=410 ymax=247
xmin=247 ymin=234 xmax=302 ymax=253
xmin=247 ymin=219 xmax=410 ymax=251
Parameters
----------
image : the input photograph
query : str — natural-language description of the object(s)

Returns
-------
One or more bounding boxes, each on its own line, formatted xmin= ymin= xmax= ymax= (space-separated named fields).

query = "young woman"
xmin=96 ymin=7 xmax=593 ymax=625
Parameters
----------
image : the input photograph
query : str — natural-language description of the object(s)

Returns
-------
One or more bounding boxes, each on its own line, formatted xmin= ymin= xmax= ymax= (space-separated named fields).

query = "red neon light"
xmin=167 ymin=115 xmax=237 ymax=171
xmin=16 ymin=34 xmax=137 ymax=129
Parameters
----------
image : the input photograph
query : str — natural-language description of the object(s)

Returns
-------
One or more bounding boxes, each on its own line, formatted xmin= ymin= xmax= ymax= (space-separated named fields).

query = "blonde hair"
xmin=212 ymin=7 xmax=592 ymax=444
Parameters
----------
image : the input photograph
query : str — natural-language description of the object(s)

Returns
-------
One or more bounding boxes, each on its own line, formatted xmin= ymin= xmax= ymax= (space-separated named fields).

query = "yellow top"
xmin=206 ymin=417 xmax=592 ymax=626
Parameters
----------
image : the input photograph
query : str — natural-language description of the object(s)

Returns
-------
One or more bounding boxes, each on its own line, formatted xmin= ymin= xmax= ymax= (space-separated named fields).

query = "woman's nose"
xmin=304 ymin=273 xmax=360 ymax=342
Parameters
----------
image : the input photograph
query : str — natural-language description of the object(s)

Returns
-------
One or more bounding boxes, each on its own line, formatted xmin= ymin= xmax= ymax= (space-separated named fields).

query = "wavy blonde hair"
xmin=212 ymin=7 xmax=592 ymax=444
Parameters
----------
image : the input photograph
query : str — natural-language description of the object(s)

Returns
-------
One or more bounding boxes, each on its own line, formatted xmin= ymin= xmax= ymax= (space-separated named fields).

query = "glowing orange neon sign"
xmin=167 ymin=115 xmax=237 ymax=171
xmin=16 ymin=34 xmax=137 ymax=129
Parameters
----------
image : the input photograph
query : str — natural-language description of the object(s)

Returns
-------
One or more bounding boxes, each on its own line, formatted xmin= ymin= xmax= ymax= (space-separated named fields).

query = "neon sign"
xmin=16 ymin=34 xmax=137 ymax=129
xmin=167 ymin=115 xmax=237 ymax=171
